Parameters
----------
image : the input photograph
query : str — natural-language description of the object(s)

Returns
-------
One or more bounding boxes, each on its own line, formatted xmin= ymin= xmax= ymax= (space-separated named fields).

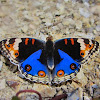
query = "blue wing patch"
xmin=53 ymin=49 xmax=81 ymax=77
xmin=21 ymin=49 xmax=49 ymax=77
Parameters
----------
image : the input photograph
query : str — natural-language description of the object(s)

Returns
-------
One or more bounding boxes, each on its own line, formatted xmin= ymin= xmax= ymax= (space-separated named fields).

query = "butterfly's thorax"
xmin=46 ymin=40 xmax=54 ymax=70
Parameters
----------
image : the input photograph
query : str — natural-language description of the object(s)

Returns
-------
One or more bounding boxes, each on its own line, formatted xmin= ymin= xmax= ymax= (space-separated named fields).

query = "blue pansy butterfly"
xmin=0 ymin=37 xmax=99 ymax=85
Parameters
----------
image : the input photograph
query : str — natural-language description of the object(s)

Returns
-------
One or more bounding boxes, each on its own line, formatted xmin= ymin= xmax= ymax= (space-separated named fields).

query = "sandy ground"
xmin=0 ymin=0 xmax=100 ymax=100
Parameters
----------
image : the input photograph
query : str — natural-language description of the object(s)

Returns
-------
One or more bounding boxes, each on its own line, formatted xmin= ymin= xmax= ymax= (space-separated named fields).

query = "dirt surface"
xmin=0 ymin=0 xmax=100 ymax=100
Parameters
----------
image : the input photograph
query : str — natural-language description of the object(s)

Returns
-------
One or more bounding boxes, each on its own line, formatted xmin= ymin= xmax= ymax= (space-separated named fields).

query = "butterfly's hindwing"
xmin=52 ymin=49 xmax=81 ymax=84
xmin=52 ymin=38 xmax=99 ymax=84
xmin=19 ymin=49 xmax=49 ymax=84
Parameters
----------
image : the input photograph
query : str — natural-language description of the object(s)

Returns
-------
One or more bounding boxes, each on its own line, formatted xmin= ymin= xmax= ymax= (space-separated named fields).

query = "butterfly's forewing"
xmin=52 ymin=38 xmax=99 ymax=84
xmin=0 ymin=38 xmax=50 ymax=84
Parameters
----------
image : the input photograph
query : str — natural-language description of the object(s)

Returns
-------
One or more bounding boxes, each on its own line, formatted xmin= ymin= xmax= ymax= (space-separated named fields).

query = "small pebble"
xmin=82 ymin=0 xmax=89 ymax=3
xmin=62 ymin=18 xmax=75 ymax=26
xmin=96 ymin=25 xmax=100 ymax=31
xmin=67 ymin=88 xmax=83 ymax=100
xmin=64 ymin=0 xmax=69 ymax=2
xmin=79 ymin=8 xmax=91 ymax=18
xmin=0 ymin=61 xmax=3 ymax=71
xmin=6 ymin=80 xmax=21 ymax=92
xmin=21 ymin=25 xmax=28 ymax=33
xmin=92 ymin=84 xmax=98 ymax=89
xmin=0 ymin=79 xmax=6 ymax=90
xmin=75 ymin=20 xmax=82 ymax=29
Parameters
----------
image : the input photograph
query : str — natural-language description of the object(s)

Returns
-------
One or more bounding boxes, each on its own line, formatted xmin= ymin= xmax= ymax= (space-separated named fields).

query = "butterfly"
xmin=0 ymin=37 xmax=99 ymax=85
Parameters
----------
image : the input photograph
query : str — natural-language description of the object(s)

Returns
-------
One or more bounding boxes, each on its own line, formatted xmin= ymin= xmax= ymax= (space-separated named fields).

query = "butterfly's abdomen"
xmin=46 ymin=40 xmax=54 ymax=70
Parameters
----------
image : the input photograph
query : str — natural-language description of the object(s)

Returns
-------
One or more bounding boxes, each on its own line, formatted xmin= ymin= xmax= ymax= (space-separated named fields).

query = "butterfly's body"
xmin=0 ymin=37 xmax=99 ymax=85
xmin=46 ymin=39 xmax=54 ymax=70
